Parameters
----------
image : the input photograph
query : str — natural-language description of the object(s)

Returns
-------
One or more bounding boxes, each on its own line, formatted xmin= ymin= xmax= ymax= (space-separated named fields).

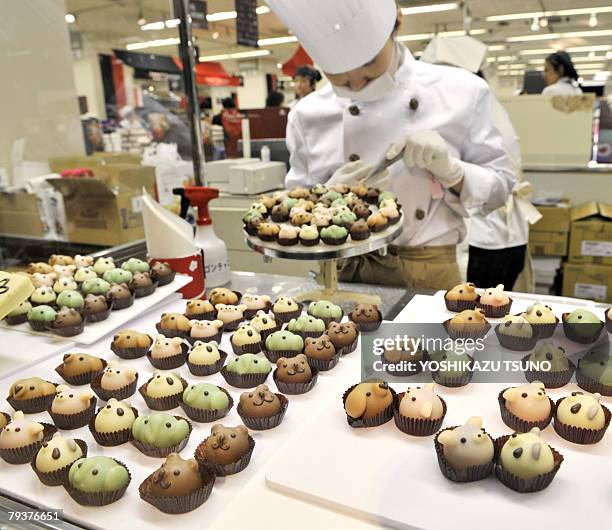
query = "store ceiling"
xmin=66 ymin=0 xmax=612 ymax=77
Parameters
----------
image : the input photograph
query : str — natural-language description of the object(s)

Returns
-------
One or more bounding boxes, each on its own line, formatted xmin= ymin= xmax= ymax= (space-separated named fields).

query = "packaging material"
xmin=528 ymin=231 xmax=569 ymax=257
xmin=204 ymin=158 xmax=260 ymax=192
xmin=568 ymin=201 xmax=612 ymax=266
xmin=528 ymin=199 xmax=571 ymax=257
xmin=49 ymin=164 xmax=155 ymax=246
xmin=48 ymin=153 xmax=141 ymax=173
xmin=228 ymin=161 xmax=286 ymax=195
xmin=142 ymin=144 xmax=193 ymax=207
xmin=562 ymin=262 xmax=612 ymax=303
xmin=0 ymin=190 xmax=46 ymax=237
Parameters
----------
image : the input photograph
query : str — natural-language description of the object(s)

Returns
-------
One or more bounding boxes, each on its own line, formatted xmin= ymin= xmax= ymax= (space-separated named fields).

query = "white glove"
xmin=387 ymin=130 xmax=464 ymax=188
xmin=328 ymin=160 xmax=389 ymax=189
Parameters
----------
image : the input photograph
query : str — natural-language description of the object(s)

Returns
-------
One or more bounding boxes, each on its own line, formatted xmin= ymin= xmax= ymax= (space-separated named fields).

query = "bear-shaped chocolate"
xmin=498 ymin=315 xmax=533 ymax=338
xmin=100 ymin=362 xmax=137 ymax=390
xmin=528 ymin=342 xmax=570 ymax=372
xmin=345 ymin=380 xmax=393 ymax=419
xmin=399 ymin=383 xmax=444 ymax=420
xmin=27 ymin=262 xmax=53 ymax=275
xmin=437 ymin=416 xmax=494 ymax=470
xmin=185 ymin=299 xmax=214 ymax=316
xmin=151 ymin=335 xmax=185 ymax=359
xmin=131 ymin=271 xmax=153 ymax=289
xmin=189 ymin=319 xmax=224 ymax=339
xmin=188 ymin=341 xmax=221 ymax=365
xmin=30 ymin=286 xmax=56 ymax=304
xmin=107 ymin=283 xmax=132 ymax=302
xmin=112 ymin=330 xmax=153 ymax=350
xmin=9 ymin=377 xmax=56 ymax=400
xmin=215 ymin=304 xmax=248 ymax=326
xmin=480 ymin=284 xmax=510 ymax=307
xmin=74 ymin=267 xmax=98 ymax=283
xmin=94 ymin=398 xmax=136 ymax=433
xmin=68 ymin=456 xmax=129 ymax=492
xmin=327 ymin=321 xmax=359 ymax=348
xmin=273 ymin=296 xmax=299 ymax=314
xmin=241 ymin=294 xmax=270 ymax=312
xmin=159 ymin=313 xmax=191 ymax=333
xmin=49 ymin=254 xmax=75 ymax=267
xmin=35 ymin=433 xmax=84 ymax=472
xmin=499 ymin=427 xmax=554 ymax=479
xmin=239 ymin=384 xmax=281 ymax=418
xmin=149 ymin=453 xmax=203 ymax=497
xmin=51 ymin=385 xmax=94 ymax=415
xmin=74 ymin=254 xmax=94 ymax=268
xmin=0 ymin=411 xmax=44 ymax=449
xmin=578 ymin=349 xmax=612 ymax=386
xmin=53 ymin=277 xmax=78 ymax=293
xmin=208 ymin=288 xmax=239 ymax=306
xmin=31 ymin=272 xmax=57 ymax=288
xmin=146 ymin=372 xmax=183 ymax=398
xmin=349 ymin=303 xmax=382 ymax=325
xmin=182 ymin=383 xmax=229 ymax=411
xmin=502 ymin=381 xmax=551 ymax=422
xmin=556 ymin=391 xmax=605 ymax=430
xmin=448 ymin=309 xmax=488 ymax=333
xmin=132 ymin=413 xmax=189 ymax=448
xmin=249 ymin=311 xmax=278 ymax=333
xmin=201 ymin=424 xmax=250 ymax=465
xmin=522 ymin=303 xmax=557 ymax=325
xmin=93 ymin=257 xmax=115 ymax=276
xmin=61 ymin=353 xmax=104 ymax=378
xmin=84 ymin=294 xmax=108 ymax=314
xmin=276 ymin=354 xmax=312 ymax=384
xmin=231 ymin=324 xmax=261 ymax=347
xmin=445 ymin=282 xmax=478 ymax=302
xmin=52 ymin=264 xmax=76 ymax=278
xmin=53 ymin=307 xmax=83 ymax=328
xmin=304 ymin=335 xmax=337 ymax=361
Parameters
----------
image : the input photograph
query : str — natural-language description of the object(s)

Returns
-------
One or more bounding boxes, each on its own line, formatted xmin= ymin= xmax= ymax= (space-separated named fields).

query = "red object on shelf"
xmin=150 ymin=256 xmax=205 ymax=299
xmin=60 ymin=168 xmax=95 ymax=178
xmin=173 ymin=58 xmax=241 ymax=86
xmin=282 ymin=45 xmax=313 ymax=77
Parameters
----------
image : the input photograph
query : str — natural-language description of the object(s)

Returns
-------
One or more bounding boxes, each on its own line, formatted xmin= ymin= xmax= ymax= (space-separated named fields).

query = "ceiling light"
xmin=255 ymin=6 xmax=270 ymax=15
xmin=401 ymin=2 xmax=459 ymax=15
xmin=398 ymin=28 xmax=486 ymax=42
xmin=540 ymin=17 xmax=548 ymax=28
xmin=486 ymin=6 xmax=612 ymax=22
xmin=589 ymin=13 xmax=598 ymax=27
xmin=138 ymin=17 xmax=147 ymax=26
xmin=497 ymin=63 xmax=527 ymax=70
xmin=212 ymin=31 xmax=220 ymax=39
xmin=566 ymin=44 xmax=612 ymax=53
xmin=518 ymin=48 xmax=555 ymax=55
xmin=607 ymin=50 xmax=612 ymax=59
xmin=488 ymin=45 xmax=506 ymax=51
xmin=258 ymin=35 xmax=298 ymax=46
xmin=530 ymin=17 xmax=540 ymax=31
xmin=207 ymin=10 xmax=236 ymax=22
xmin=165 ymin=19 xmax=180 ymax=28
xmin=199 ymin=50 xmax=271 ymax=62
xmin=141 ymin=21 xmax=165 ymax=31
xmin=276 ymin=63 xmax=282 ymax=68
xmin=573 ymin=63 xmax=606 ymax=70
xmin=126 ymin=37 xmax=180 ymax=50
xmin=507 ymin=29 xmax=612 ymax=43
xmin=65 ymin=13 xmax=76 ymax=24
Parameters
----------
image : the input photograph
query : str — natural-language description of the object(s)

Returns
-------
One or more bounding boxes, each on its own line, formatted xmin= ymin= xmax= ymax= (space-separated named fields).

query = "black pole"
xmin=175 ymin=0 xmax=205 ymax=186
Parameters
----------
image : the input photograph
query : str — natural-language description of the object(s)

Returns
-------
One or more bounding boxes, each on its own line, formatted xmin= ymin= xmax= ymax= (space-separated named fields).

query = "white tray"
xmin=0 ymin=275 xmax=191 ymax=345
xmin=0 ymin=298 xmax=363 ymax=530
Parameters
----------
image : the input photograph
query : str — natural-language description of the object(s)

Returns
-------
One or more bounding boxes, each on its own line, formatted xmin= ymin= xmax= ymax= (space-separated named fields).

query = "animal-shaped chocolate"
xmin=349 ymin=304 xmax=381 ymax=325
xmin=182 ymin=383 xmax=229 ymax=411
xmin=189 ymin=319 xmax=224 ymax=338
xmin=31 ymin=272 xmax=57 ymax=288
xmin=522 ymin=303 xmax=557 ymax=324
xmin=437 ymin=417 xmax=494 ymax=470
xmin=327 ymin=321 xmax=359 ymax=348
xmin=503 ymin=381 xmax=551 ymax=422
xmin=241 ymin=294 xmax=271 ymax=311
xmin=239 ymin=384 xmax=281 ymax=418
xmin=276 ymin=354 xmax=312 ymax=384
xmin=84 ymin=294 xmax=108 ymax=314
xmin=74 ymin=267 xmax=98 ymax=283
xmin=499 ymin=428 xmax=554 ymax=479
xmin=74 ymin=254 xmax=94 ymax=268
xmin=61 ymin=353 xmax=104 ymax=378
xmin=265 ymin=330 xmax=304 ymax=352
xmin=49 ymin=255 xmax=75 ymax=267
xmin=81 ymin=278 xmax=110 ymax=295
xmin=345 ymin=380 xmax=393 ymax=419
xmin=54 ymin=307 xmax=83 ymax=328
xmin=151 ymin=335 xmax=185 ymax=359
xmin=579 ymin=349 xmax=612 ymax=386
xmin=93 ymin=257 xmax=115 ymax=276
xmin=102 ymin=268 xmax=133 ymax=284
xmin=68 ymin=456 xmax=129 ymax=492
xmin=53 ymin=264 xmax=76 ymax=278
xmin=188 ymin=341 xmax=221 ymax=365
xmin=132 ymin=413 xmax=189 ymax=448
xmin=131 ymin=271 xmax=153 ymax=289
xmin=556 ymin=391 xmax=605 ymax=430
xmin=231 ymin=324 xmax=261 ymax=347
xmin=112 ymin=330 xmax=152 ymax=350
xmin=272 ymin=296 xmax=299 ymax=314
xmin=0 ymin=411 xmax=44 ymax=449
xmin=35 ymin=433 xmax=83 ymax=472
xmin=185 ymin=299 xmax=214 ymax=316
xmin=53 ymin=277 xmax=78 ymax=293
xmin=446 ymin=282 xmax=478 ymax=302
xmin=94 ymin=398 xmax=136 ymax=433
xmin=56 ymin=290 xmax=85 ymax=310
xmin=107 ymin=283 xmax=132 ymax=301
xmin=399 ymin=383 xmax=444 ymax=420
xmin=498 ymin=315 xmax=533 ymax=338
xmin=226 ymin=354 xmax=271 ymax=375
xmin=51 ymin=385 xmax=94 ymax=415
xmin=202 ymin=424 xmax=250 ymax=465
xmin=250 ymin=311 xmax=278 ymax=333
xmin=30 ymin=286 xmax=56 ymax=304
xmin=479 ymin=284 xmax=510 ymax=306
xmin=27 ymin=262 xmax=53 ymax=275
xmin=9 ymin=377 xmax=56 ymax=400
xmin=100 ymin=362 xmax=137 ymax=390
xmin=215 ymin=304 xmax=248 ymax=325
xmin=159 ymin=313 xmax=191 ymax=332
xmin=121 ymin=258 xmax=150 ymax=273
xmin=149 ymin=453 xmax=203 ymax=497
xmin=146 ymin=372 xmax=183 ymax=398
xmin=448 ymin=309 xmax=488 ymax=332
xmin=528 ymin=342 xmax=569 ymax=371
xmin=304 ymin=335 xmax=337 ymax=361
xmin=208 ymin=288 xmax=239 ymax=306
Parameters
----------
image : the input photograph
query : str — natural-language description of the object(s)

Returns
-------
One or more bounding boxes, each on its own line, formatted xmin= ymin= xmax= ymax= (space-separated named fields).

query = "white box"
xmin=204 ymin=158 xmax=260 ymax=191
xmin=228 ymin=161 xmax=286 ymax=195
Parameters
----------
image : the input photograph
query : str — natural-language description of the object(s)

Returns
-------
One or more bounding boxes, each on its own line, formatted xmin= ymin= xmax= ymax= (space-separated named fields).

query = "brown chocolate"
xmin=84 ymin=294 xmax=108 ymax=314
xmin=61 ymin=353 xmax=104 ymax=378
xmin=327 ymin=321 xmax=358 ymax=348
xmin=159 ymin=313 xmax=191 ymax=332
xmin=201 ymin=424 xmax=250 ymax=465
xmin=148 ymin=453 xmax=203 ymax=497
xmin=131 ymin=272 xmax=153 ymax=288
xmin=350 ymin=304 xmax=381 ymax=325
xmin=112 ymin=330 xmax=153 ymax=350
xmin=54 ymin=308 xmax=83 ymax=328
xmin=275 ymin=354 xmax=312 ymax=384
xmin=208 ymin=288 xmax=239 ymax=306
xmin=107 ymin=283 xmax=132 ymax=300
xmin=238 ymin=384 xmax=281 ymax=418
xmin=151 ymin=262 xmax=172 ymax=278
xmin=304 ymin=335 xmax=337 ymax=361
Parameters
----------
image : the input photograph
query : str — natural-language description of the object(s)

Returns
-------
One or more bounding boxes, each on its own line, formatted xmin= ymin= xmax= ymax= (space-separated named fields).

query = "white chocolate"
xmin=500 ymin=428 xmax=554 ymax=479
xmin=0 ymin=411 xmax=44 ymax=448
xmin=437 ymin=417 xmax=494 ymax=470
xmin=188 ymin=341 xmax=221 ymax=365
xmin=399 ymin=383 xmax=444 ymax=420
xmin=503 ymin=381 xmax=551 ymax=422
xmin=51 ymin=386 xmax=93 ymax=415
xmin=146 ymin=372 xmax=182 ymax=398
xmin=94 ymin=399 xmax=136 ymax=433
xmin=556 ymin=392 xmax=605 ymax=430
xmin=100 ymin=363 xmax=137 ymax=390
xmin=150 ymin=335 xmax=185 ymax=359
xmin=35 ymin=433 xmax=83 ymax=472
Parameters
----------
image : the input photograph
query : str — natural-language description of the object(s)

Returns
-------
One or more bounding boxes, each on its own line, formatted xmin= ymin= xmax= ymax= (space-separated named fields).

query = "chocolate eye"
xmin=249 ymin=394 xmax=253 ymax=398
xmin=78 ymin=463 xmax=83 ymax=468
xmin=411 ymin=397 xmax=416 ymax=402
xmin=460 ymin=437 xmax=466 ymax=444
xmin=536 ymin=310 xmax=542 ymax=317
xmin=92 ymin=469 xmax=98 ymax=475
xmin=204 ymin=391 xmax=209 ymax=396
xmin=106 ymin=404 xmax=111 ymax=409
xmin=15 ymin=427 xmax=21 ymax=432
xmin=69 ymin=394 xmax=74 ymax=398
xmin=546 ymin=353 xmax=553 ymax=360
xmin=365 ymin=392 xmax=371 ymax=397
xmin=513 ymin=448 xmax=523 ymax=458
xmin=537 ymin=392 xmax=543 ymax=396
xmin=254 ymin=360 xmax=258 ymax=364
xmin=29 ymin=386 xmax=35 ymax=390
xmin=231 ymin=433 xmax=236 ymax=438
xmin=117 ymin=408 xmax=124 ymax=416
xmin=165 ymin=422 xmax=172 ymax=428
xmin=521 ymin=393 xmax=527 ymax=398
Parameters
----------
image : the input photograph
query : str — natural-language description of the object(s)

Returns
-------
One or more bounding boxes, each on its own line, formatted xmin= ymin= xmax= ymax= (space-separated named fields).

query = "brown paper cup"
xmin=237 ymin=394 xmax=289 ymax=430
xmin=272 ymin=305 xmax=302 ymax=324
xmin=349 ymin=309 xmax=383 ymax=333
xmin=231 ymin=338 xmax=263 ymax=355
xmin=48 ymin=321 xmax=85 ymax=337
xmin=5 ymin=313 xmax=28 ymax=325
xmin=132 ymin=281 xmax=158 ymax=299
xmin=244 ymin=302 xmax=272 ymax=320
xmin=221 ymin=317 xmax=245 ymax=332
xmin=90 ymin=373 xmax=139 ymax=401
xmin=273 ymin=369 xmax=319 ymax=395
xmin=494 ymin=325 xmax=539 ymax=352
xmin=139 ymin=378 xmax=188 ymax=411
xmin=48 ymin=397 xmax=97 ymax=430
xmin=305 ymin=350 xmax=341 ymax=372
xmin=0 ymin=423 xmax=57 ymax=465
xmin=342 ymin=384 xmax=396 ymax=428
xmin=64 ymin=459 xmax=130 ymax=505
xmin=497 ymin=390 xmax=554 ymax=432
xmin=151 ymin=270 xmax=176 ymax=287
xmin=28 ymin=319 xmax=54 ymax=332
xmin=562 ymin=314 xmax=605 ymax=344
xmin=575 ymin=368 xmax=612 ymax=397
xmin=147 ymin=344 xmax=189 ymax=370
xmin=184 ymin=309 xmax=216 ymax=321
xmin=431 ymin=355 xmax=474 ymax=388
xmin=179 ymin=389 xmax=234 ymax=423
xmin=88 ymin=407 xmax=138 ymax=446
xmin=300 ymin=236 xmax=321 ymax=246
xmin=332 ymin=337 xmax=359 ymax=356
xmin=108 ymin=292 xmax=135 ymax=310
xmin=111 ymin=343 xmax=150 ymax=360
xmin=139 ymin=461 xmax=215 ymax=514
xmin=155 ymin=323 xmax=190 ymax=339
xmin=194 ymin=435 xmax=255 ymax=477
xmin=262 ymin=348 xmax=303 ymax=364
xmin=393 ymin=394 xmax=447 ymax=436
xmin=187 ymin=350 xmax=228 ymax=376
xmin=31 ymin=439 xmax=88 ymax=486
xmin=186 ymin=331 xmax=223 ymax=346
xmin=443 ymin=319 xmax=491 ymax=340
xmin=494 ymin=435 xmax=563 ymax=493
xmin=131 ymin=417 xmax=192 ymax=458
xmin=84 ymin=303 xmax=113 ymax=323
xmin=526 ymin=317 xmax=559 ymax=339
xmin=477 ymin=298 xmax=513 ymax=319
xmin=434 ymin=428 xmax=494 ymax=482
xmin=444 ymin=296 xmax=479 ymax=313
xmin=521 ymin=354 xmax=575 ymax=389
xmin=553 ymin=399 xmax=610 ymax=444
xmin=220 ymin=367 xmax=271 ymax=389
xmin=55 ymin=359 xmax=107 ymax=386
xmin=7 ymin=383 xmax=57 ymax=414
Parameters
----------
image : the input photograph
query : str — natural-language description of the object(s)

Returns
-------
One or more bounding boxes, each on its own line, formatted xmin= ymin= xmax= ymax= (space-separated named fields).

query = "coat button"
xmin=415 ymin=208 xmax=425 ymax=220
xmin=348 ymin=154 xmax=360 ymax=162
xmin=409 ymin=98 xmax=419 ymax=111
xmin=348 ymin=104 xmax=360 ymax=116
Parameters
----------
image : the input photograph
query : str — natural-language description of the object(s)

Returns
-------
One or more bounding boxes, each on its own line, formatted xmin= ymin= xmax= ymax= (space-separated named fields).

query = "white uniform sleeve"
xmin=445 ymin=83 xmax=516 ymax=218
xmin=285 ymin=110 xmax=312 ymax=189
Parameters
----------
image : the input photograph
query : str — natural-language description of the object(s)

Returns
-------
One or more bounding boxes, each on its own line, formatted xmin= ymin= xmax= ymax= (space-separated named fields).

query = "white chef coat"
xmin=542 ymin=77 xmax=583 ymax=96
xmin=286 ymin=48 xmax=515 ymax=247
xmin=469 ymin=97 xmax=529 ymax=249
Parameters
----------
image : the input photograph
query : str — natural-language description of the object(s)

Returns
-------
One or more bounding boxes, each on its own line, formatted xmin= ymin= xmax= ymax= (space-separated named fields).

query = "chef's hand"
xmin=387 ymin=130 xmax=464 ymax=189
xmin=328 ymin=160 xmax=389 ymax=188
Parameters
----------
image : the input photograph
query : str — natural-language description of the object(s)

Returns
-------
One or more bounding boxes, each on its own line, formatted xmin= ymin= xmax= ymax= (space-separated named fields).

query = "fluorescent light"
xmin=207 ymin=10 xmax=237 ymax=22
xmin=567 ymin=44 xmax=612 ymax=53
xmin=487 ymin=6 xmax=612 ymax=22
xmin=488 ymin=45 xmax=506 ymax=51
xmin=574 ymin=63 xmax=607 ymax=69
xmin=398 ymin=28 xmax=486 ymax=42
xmin=498 ymin=71 xmax=524 ymax=76
xmin=529 ymin=55 xmax=609 ymax=64
xmin=507 ymin=29 xmax=612 ymax=43
xmin=165 ymin=18 xmax=180 ymax=28
xmin=589 ymin=13 xmax=598 ymax=27
xmin=530 ymin=17 xmax=540 ymax=31
xmin=518 ymin=48 xmax=555 ymax=55
xmin=401 ymin=2 xmax=459 ymax=15
xmin=126 ymin=37 xmax=180 ymax=50
xmin=199 ymin=50 xmax=271 ymax=62
xmin=258 ymin=35 xmax=298 ymax=46
xmin=141 ymin=21 xmax=165 ymax=30
xmin=256 ymin=6 xmax=270 ymax=15
xmin=497 ymin=63 xmax=527 ymax=70
xmin=65 ymin=13 xmax=76 ymax=24
xmin=607 ymin=51 xmax=612 ymax=59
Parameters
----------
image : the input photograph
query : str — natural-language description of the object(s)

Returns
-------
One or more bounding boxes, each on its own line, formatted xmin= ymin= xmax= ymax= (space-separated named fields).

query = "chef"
xmin=267 ymin=0 xmax=515 ymax=290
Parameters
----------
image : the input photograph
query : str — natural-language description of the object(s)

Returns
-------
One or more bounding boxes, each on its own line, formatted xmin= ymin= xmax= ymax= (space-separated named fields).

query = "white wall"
xmin=72 ymin=46 xmax=106 ymax=119
xmin=0 ymin=0 xmax=84 ymax=181
xmin=237 ymin=70 xmax=268 ymax=109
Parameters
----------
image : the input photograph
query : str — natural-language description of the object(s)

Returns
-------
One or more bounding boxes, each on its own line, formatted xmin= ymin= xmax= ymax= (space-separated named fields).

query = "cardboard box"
xmin=568 ymin=201 xmax=612 ymax=266
xmin=48 ymin=153 xmax=141 ymax=174
xmin=529 ymin=231 xmax=569 ymax=257
xmin=531 ymin=199 xmax=572 ymax=232
xmin=563 ymin=262 xmax=612 ymax=303
xmin=0 ymin=191 xmax=46 ymax=237
xmin=49 ymin=164 xmax=155 ymax=246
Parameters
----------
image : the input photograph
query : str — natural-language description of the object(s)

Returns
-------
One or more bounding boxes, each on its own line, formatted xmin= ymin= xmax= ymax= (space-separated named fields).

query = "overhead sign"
xmin=235 ymin=0 xmax=259 ymax=48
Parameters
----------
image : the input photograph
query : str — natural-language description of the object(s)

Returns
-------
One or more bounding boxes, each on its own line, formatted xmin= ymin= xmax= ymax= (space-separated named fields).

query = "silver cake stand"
xmin=245 ymin=216 xmax=403 ymax=305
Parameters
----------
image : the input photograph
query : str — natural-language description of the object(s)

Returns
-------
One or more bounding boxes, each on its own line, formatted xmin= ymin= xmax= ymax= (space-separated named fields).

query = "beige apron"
xmin=338 ymin=245 xmax=461 ymax=290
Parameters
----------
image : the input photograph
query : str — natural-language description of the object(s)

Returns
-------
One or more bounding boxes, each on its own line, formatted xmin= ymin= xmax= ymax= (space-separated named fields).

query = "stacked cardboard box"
xmin=528 ymin=199 xmax=571 ymax=257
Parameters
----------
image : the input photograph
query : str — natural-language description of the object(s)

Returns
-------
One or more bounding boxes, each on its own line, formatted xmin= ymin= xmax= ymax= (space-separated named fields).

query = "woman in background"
xmin=291 ymin=65 xmax=322 ymax=108
xmin=542 ymin=51 xmax=582 ymax=96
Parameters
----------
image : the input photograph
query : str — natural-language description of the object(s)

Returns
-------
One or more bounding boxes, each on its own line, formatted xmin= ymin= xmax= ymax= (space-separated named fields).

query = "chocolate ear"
xmin=211 ymin=424 xmax=222 ymax=434
xmin=236 ymin=425 xmax=248 ymax=436
xmin=437 ymin=430 xmax=457 ymax=447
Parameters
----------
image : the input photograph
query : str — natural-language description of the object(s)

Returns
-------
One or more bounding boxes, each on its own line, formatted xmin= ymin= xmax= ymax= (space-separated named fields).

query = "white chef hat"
xmin=266 ymin=0 xmax=398 ymax=74
xmin=421 ymin=36 xmax=487 ymax=73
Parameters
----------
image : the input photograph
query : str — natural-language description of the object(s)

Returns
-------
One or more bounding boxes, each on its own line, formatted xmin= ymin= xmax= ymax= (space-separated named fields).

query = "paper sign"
xmin=581 ymin=240 xmax=612 ymax=258
xmin=574 ymin=283 xmax=607 ymax=301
